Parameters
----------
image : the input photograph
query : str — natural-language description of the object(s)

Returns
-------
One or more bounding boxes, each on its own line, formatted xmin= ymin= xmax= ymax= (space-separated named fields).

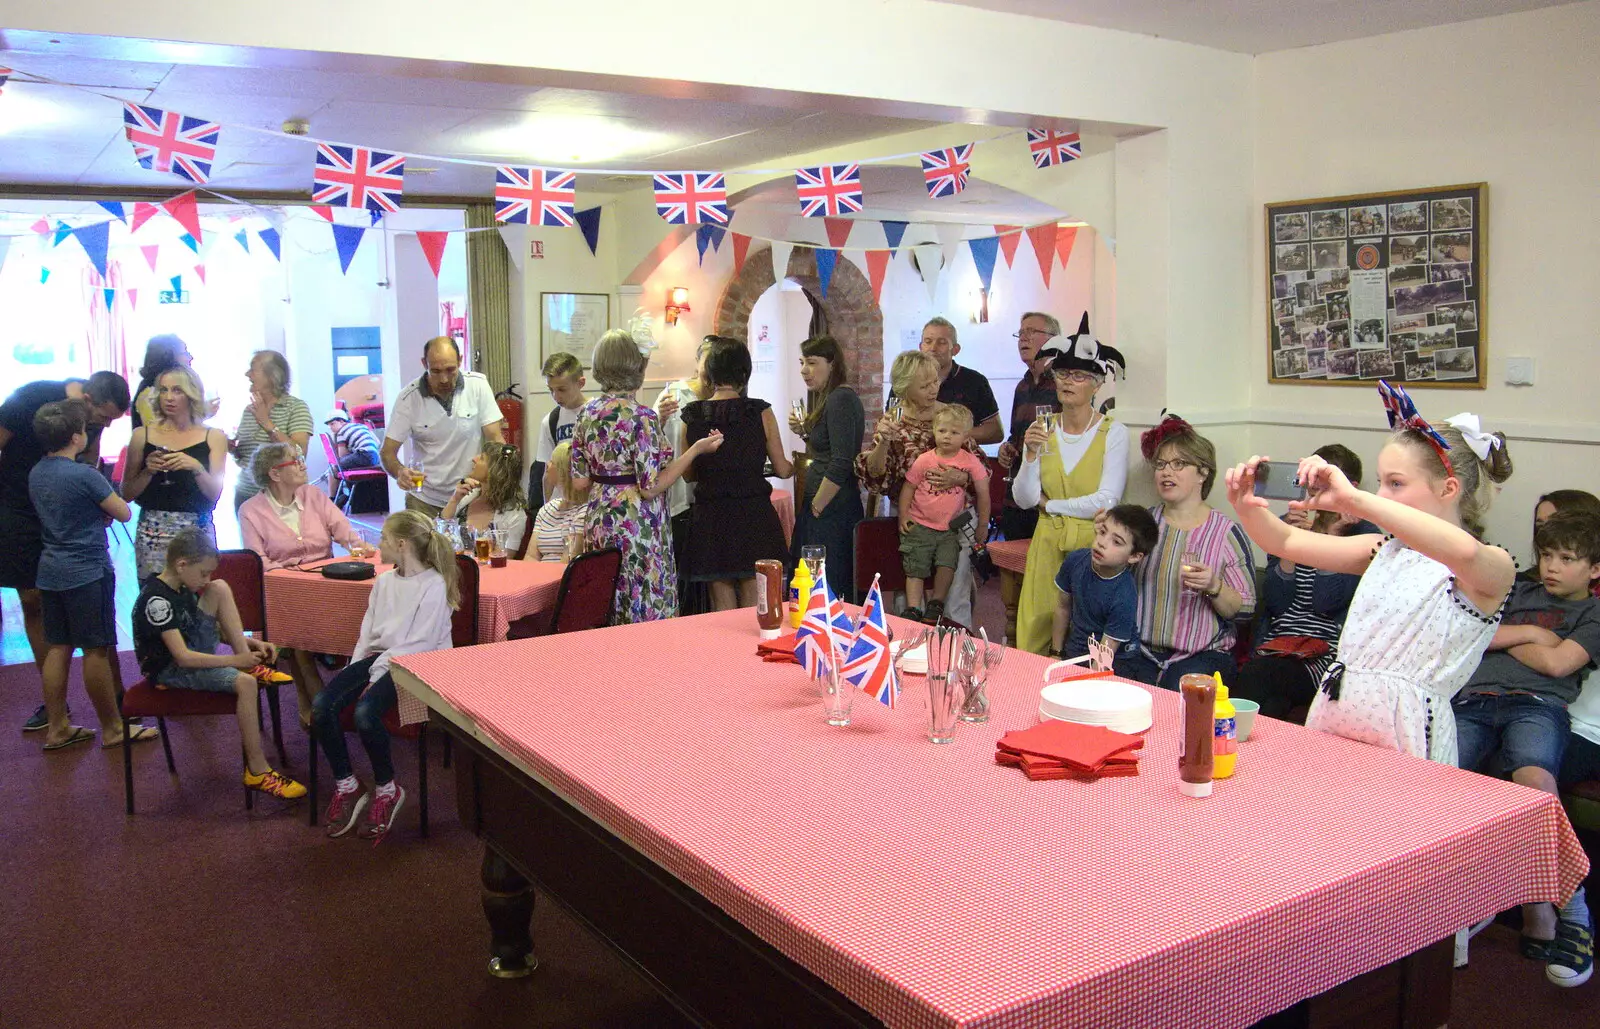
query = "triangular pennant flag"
xmin=369 ymin=209 xmax=383 ymax=226
xmin=256 ymin=227 xmax=281 ymax=261
xmin=1055 ymin=225 xmax=1079 ymax=269
xmin=881 ymin=220 xmax=909 ymax=253
xmin=39 ymin=268 xmax=50 ymax=284
xmin=935 ymin=223 xmax=964 ymax=269
xmin=127 ymin=289 xmax=138 ymax=310
xmin=170 ymin=275 xmax=183 ymax=293
xmin=331 ymin=223 xmax=366 ymax=274
xmin=73 ymin=221 xmax=111 ymax=279
xmin=194 ymin=264 xmax=207 ymax=285
xmin=179 ymin=233 xmax=199 ymax=253
xmin=30 ymin=218 xmax=50 ymax=235
xmin=1026 ymin=223 xmax=1058 ymax=287
xmin=103 ymin=288 xmax=116 ymax=309
xmin=730 ymin=232 xmax=752 ymax=275
xmin=98 ymin=201 xmax=126 ymax=223
xmin=968 ymin=236 xmax=1000 ymax=293
xmin=815 ymin=249 xmax=839 ymax=298
xmin=234 ymin=228 xmax=250 ymax=253
xmin=574 ymin=206 xmax=602 ymax=256
xmin=130 ymin=202 xmax=159 ymax=233
xmin=140 ymin=245 xmax=161 ymax=273
xmin=708 ymin=225 xmax=726 ymax=252
xmin=770 ymin=241 xmax=794 ymax=283
xmin=498 ymin=224 xmax=527 ymax=275
xmin=823 ymin=218 xmax=853 ymax=249
xmin=995 ymin=225 xmax=1022 ymax=268
xmin=912 ymin=243 xmax=944 ymax=302
xmin=52 ymin=221 xmax=72 ymax=247
xmin=417 ymin=231 xmax=449 ymax=278
xmin=695 ymin=223 xmax=717 ymax=264
xmin=311 ymin=205 xmax=335 ymax=223
xmin=865 ymin=250 xmax=891 ymax=305
xmin=160 ymin=190 xmax=202 ymax=243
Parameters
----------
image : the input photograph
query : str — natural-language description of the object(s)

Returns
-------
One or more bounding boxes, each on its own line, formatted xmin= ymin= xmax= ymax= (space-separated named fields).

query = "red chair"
xmin=320 ymin=432 xmax=387 ymax=514
xmin=305 ymin=554 xmax=480 ymax=834
xmin=981 ymin=455 xmax=1008 ymax=543
xmin=119 ymin=550 xmax=287 ymax=814
xmin=506 ymin=548 xmax=622 ymax=639
xmin=853 ymin=518 xmax=907 ymax=598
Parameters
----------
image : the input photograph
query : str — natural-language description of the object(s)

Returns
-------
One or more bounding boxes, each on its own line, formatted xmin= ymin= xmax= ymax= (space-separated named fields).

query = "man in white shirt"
xmin=381 ymin=337 xmax=505 ymax=516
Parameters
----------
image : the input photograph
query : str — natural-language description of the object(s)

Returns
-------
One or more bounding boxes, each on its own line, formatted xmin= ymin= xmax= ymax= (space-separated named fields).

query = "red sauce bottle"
xmin=1178 ymin=673 xmax=1216 ymax=798
xmin=754 ymin=560 xmax=785 ymax=639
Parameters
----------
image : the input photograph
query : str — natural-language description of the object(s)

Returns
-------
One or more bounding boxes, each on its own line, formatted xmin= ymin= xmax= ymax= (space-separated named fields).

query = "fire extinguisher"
xmin=495 ymin=383 xmax=524 ymax=451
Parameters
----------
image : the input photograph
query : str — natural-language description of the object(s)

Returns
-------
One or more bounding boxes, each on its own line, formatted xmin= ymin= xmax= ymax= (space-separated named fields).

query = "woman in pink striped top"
xmin=1118 ymin=416 xmax=1257 ymax=690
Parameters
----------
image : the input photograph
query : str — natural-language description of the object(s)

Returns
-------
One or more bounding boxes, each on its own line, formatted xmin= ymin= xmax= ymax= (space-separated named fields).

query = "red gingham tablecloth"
xmin=771 ymin=488 xmax=795 ymax=546
xmin=987 ymin=538 xmax=1030 ymax=575
xmin=393 ymin=610 xmax=1588 ymax=1029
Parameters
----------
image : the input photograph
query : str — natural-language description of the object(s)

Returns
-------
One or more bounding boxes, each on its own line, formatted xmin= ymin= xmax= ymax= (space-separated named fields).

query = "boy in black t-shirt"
xmin=132 ymin=529 xmax=305 ymax=800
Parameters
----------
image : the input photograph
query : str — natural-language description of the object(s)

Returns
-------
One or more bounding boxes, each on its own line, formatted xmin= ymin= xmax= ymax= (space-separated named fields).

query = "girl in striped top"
xmin=1118 ymin=416 xmax=1256 ymax=690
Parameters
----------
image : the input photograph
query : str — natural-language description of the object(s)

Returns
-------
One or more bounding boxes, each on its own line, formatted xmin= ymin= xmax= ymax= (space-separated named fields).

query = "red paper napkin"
xmin=757 ymin=633 xmax=800 ymax=665
xmin=998 ymin=720 xmax=1144 ymax=771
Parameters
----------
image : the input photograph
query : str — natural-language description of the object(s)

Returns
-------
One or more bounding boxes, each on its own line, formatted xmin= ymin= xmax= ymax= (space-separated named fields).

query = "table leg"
xmin=999 ymin=569 xmax=1022 ymax=647
xmin=481 ymin=845 xmax=538 ymax=979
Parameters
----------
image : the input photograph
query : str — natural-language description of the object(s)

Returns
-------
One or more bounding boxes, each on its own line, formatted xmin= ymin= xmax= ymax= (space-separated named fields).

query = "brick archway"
xmin=714 ymin=247 xmax=884 ymax=412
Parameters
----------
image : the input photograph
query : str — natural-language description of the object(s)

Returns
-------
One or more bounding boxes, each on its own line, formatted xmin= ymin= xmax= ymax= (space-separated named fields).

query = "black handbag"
xmin=320 ymin=561 xmax=375 ymax=581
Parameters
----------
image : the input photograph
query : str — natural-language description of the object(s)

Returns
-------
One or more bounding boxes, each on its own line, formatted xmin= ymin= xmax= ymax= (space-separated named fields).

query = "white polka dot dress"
xmin=1306 ymin=538 xmax=1503 ymax=765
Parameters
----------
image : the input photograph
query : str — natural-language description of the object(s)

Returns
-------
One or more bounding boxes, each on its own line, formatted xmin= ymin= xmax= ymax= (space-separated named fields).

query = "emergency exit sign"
xmin=158 ymin=290 xmax=191 ymax=304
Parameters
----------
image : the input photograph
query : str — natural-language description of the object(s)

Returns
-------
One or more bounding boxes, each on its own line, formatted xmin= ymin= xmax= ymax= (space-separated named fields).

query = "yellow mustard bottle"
xmin=1212 ymin=672 xmax=1238 ymax=780
xmin=788 ymin=560 xmax=813 ymax=630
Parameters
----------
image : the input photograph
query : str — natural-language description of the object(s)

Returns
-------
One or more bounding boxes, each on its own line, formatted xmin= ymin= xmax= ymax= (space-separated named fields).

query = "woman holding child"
xmin=1012 ymin=330 xmax=1129 ymax=654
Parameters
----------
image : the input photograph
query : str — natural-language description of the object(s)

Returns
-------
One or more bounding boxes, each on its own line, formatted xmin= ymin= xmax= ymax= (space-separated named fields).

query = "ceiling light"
xmin=0 ymin=90 xmax=74 ymax=137
xmin=464 ymin=114 xmax=666 ymax=165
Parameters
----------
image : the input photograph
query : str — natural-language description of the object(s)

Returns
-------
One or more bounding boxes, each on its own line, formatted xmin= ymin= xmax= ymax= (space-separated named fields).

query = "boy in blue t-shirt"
xmin=1052 ymin=504 xmax=1159 ymax=660
xmin=27 ymin=400 xmax=156 ymax=751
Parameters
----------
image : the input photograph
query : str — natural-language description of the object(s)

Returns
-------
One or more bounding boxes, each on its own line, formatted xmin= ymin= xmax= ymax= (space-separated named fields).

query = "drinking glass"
xmin=959 ymin=627 xmax=1001 ymax=723
xmin=489 ymin=529 xmax=509 ymax=568
xmin=1181 ymin=550 xmax=1204 ymax=592
xmin=800 ymin=545 xmax=826 ymax=584
xmin=474 ymin=528 xmax=493 ymax=563
xmin=403 ymin=460 xmax=425 ymax=493
xmin=790 ymin=397 xmax=808 ymax=424
xmin=563 ymin=528 xmax=586 ymax=563
xmin=885 ymin=398 xmax=903 ymax=424
xmin=924 ymin=625 xmax=968 ymax=744
xmin=820 ymin=652 xmax=854 ymax=727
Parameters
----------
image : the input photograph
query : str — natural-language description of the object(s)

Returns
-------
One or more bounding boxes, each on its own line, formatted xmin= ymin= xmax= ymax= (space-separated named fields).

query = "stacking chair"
xmin=305 ymin=554 xmax=480 ymax=834
xmin=853 ymin=517 xmax=908 ymax=602
xmin=320 ymin=433 xmax=387 ymax=514
xmin=506 ymin=547 xmax=622 ymax=640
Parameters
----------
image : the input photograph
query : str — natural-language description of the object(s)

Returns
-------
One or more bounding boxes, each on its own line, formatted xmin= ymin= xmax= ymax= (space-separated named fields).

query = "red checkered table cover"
xmin=393 ymin=609 xmax=1587 ymax=1029
xmin=987 ymin=538 xmax=1030 ymax=575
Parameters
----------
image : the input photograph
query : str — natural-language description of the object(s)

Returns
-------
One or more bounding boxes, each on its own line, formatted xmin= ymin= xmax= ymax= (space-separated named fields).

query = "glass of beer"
xmin=488 ymin=529 xmax=509 ymax=568
xmin=474 ymin=528 xmax=493 ymax=563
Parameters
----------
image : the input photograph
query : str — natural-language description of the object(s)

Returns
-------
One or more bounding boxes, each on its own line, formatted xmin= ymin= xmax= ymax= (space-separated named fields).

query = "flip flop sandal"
xmin=43 ymin=726 xmax=95 ymax=751
xmin=102 ymin=724 xmax=162 ymax=749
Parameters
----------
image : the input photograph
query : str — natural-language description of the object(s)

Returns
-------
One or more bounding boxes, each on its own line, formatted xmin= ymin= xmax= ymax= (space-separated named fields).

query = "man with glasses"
xmin=997 ymin=312 xmax=1062 ymax=542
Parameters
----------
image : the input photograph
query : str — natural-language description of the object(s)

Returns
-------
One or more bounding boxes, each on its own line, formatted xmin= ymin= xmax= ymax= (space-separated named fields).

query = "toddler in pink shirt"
xmin=897 ymin=404 xmax=990 ymax=623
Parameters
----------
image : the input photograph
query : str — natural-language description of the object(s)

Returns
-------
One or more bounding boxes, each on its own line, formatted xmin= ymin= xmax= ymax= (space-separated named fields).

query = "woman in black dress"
xmin=683 ymin=338 xmax=793 ymax=611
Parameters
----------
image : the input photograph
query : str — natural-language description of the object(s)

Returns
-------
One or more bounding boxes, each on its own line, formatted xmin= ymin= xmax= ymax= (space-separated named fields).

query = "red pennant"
xmin=311 ymin=205 xmax=335 ymax=223
xmin=160 ymin=191 xmax=202 ymax=244
xmin=194 ymin=264 xmax=207 ymax=285
xmin=823 ymin=218 xmax=853 ymax=249
xmin=127 ymin=289 xmax=139 ymax=310
xmin=731 ymin=232 xmax=752 ymax=275
xmin=1055 ymin=226 xmax=1079 ymax=269
xmin=30 ymin=218 xmax=50 ymax=235
xmin=1026 ymin=223 xmax=1058 ymax=287
xmin=130 ymin=203 xmax=159 ymax=233
xmin=995 ymin=225 xmax=1022 ymax=268
xmin=864 ymin=250 xmax=891 ymax=305
xmin=417 ymin=231 xmax=449 ymax=278
xmin=140 ymin=245 xmax=161 ymax=273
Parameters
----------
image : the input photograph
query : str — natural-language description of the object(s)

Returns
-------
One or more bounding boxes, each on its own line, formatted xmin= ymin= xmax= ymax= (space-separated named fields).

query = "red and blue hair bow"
xmin=1377 ymin=379 xmax=1452 ymax=474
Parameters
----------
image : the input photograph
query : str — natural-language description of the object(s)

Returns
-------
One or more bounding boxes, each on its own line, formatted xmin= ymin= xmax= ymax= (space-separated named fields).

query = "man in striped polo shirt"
xmin=324 ymin=410 xmax=381 ymax=471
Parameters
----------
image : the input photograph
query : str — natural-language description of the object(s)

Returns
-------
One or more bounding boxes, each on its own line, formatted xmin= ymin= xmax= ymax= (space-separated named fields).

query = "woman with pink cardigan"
xmin=239 ymin=441 xmax=372 ymax=723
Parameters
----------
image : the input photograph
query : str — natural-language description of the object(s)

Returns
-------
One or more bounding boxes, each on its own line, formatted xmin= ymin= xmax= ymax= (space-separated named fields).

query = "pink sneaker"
xmin=359 ymin=785 xmax=406 ymax=842
xmin=324 ymin=785 xmax=369 ymax=839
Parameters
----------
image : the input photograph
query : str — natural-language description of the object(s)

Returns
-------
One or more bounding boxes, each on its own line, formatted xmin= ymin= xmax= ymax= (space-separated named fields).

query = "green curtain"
xmin=465 ymin=202 xmax=512 ymax=390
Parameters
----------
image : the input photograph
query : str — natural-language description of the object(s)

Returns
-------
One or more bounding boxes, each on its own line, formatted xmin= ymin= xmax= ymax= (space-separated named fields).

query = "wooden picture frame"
xmin=1265 ymin=183 xmax=1486 ymax=389
xmin=540 ymin=292 xmax=611 ymax=369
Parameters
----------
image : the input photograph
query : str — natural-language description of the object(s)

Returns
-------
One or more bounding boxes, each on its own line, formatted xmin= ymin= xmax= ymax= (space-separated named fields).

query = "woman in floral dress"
xmin=571 ymin=331 xmax=723 ymax=624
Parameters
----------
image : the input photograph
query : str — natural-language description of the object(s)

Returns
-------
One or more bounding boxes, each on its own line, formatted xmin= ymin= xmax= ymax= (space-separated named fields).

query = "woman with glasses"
xmin=240 ymin=441 xmax=372 ymax=723
xmin=1010 ymin=327 xmax=1129 ymax=653
xmin=441 ymin=440 xmax=528 ymax=556
xmin=122 ymin=366 xmax=228 ymax=580
xmin=1120 ymin=415 xmax=1256 ymax=689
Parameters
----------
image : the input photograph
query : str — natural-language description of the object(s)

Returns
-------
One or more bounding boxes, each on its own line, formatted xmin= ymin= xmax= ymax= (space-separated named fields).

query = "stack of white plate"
xmin=1039 ymin=679 xmax=1153 ymax=735
xmin=893 ymin=640 xmax=927 ymax=675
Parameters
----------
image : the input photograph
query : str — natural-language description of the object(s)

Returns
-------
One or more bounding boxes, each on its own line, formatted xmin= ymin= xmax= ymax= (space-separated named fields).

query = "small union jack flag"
xmin=919 ymin=144 xmax=973 ymax=199
xmin=795 ymin=573 xmax=853 ymax=681
xmin=842 ymin=575 xmax=897 ymax=708
xmin=652 ymin=172 xmax=729 ymax=225
xmin=312 ymin=144 xmax=406 ymax=213
xmin=494 ymin=166 xmax=576 ymax=226
xmin=794 ymin=164 xmax=863 ymax=218
xmin=122 ymin=103 xmax=221 ymax=184
xmin=1027 ymin=129 xmax=1081 ymax=169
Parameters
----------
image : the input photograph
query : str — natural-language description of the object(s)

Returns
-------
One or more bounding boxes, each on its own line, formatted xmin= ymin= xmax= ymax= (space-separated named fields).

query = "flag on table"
xmin=842 ymin=575 xmax=897 ymax=708
xmin=494 ymin=166 xmax=576 ymax=226
xmin=795 ymin=573 xmax=852 ymax=681
xmin=1027 ymin=128 xmax=1081 ymax=168
xmin=122 ymin=103 xmax=220 ymax=184
xmin=794 ymin=164 xmax=863 ymax=218
xmin=919 ymin=144 xmax=973 ymax=199
xmin=313 ymin=143 xmax=406 ymax=213
xmin=652 ymin=172 xmax=729 ymax=225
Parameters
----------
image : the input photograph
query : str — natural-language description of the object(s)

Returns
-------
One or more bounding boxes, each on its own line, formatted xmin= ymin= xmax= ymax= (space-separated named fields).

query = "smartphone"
xmin=1253 ymin=460 xmax=1308 ymax=501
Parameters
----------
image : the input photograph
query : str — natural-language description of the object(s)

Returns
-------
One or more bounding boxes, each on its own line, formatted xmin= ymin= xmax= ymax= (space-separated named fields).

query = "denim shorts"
xmin=1454 ymin=691 xmax=1571 ymax=777
xmin=154 ymin=610 xmax=242 ymax=694
xmin=41 ymin=573 xmax=117 ymax=650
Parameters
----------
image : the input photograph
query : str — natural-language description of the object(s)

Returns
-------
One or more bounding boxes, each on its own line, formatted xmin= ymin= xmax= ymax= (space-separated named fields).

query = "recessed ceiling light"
xmin=464 ymin=114 xmax=665 ymax=165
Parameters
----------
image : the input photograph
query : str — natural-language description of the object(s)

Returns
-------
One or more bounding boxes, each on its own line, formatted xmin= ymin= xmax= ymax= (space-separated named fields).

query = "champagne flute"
xmin=1181 ymin=550 xmax=1204 ymax=593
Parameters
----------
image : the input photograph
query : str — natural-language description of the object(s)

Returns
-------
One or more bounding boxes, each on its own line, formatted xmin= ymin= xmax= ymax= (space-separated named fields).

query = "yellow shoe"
xmin=250 ymin=664 xmax=295 ymax=686
xmin=244 ymin=768 xmax=307 ymax=799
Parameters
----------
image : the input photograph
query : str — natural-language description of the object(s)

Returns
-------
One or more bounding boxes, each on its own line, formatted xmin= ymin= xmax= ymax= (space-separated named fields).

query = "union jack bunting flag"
xmin=313 ymin=144 xmax=406 ymax=213
xmin=1027 ymin=128 xmax=1081 ymax=168
xmin=122 ymin=103 xmax=221 ymax=184
xmin=793 ymin=580 xmax=835 ymax=680
xmin=842 ymin=575 xmax=897 ymax=708
xmin=0 ymin=68 xmax=11 ymax=94
xmin=494 ymin=166 xmax=576 ymax=226
xmin=794 ymin=163 xmax=863 ymax=218
xmin=652 ymin=172 xmax=729 ymax=225
xmin=919 ymin=144 xmax=973 ymax=199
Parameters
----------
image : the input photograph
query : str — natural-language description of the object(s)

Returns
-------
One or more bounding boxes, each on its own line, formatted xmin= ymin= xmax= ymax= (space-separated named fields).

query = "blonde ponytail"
xmin=381 ymin=510 xmax=461 ymax=610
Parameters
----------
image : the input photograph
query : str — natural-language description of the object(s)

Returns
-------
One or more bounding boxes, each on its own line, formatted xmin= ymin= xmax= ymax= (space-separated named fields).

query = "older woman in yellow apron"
xmin=1010 ymin=319 xmax=1129 ymax=654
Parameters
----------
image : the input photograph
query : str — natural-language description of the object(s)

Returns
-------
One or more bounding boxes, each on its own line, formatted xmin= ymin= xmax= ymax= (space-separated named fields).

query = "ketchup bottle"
xmin=1178 ymin=673 xmax=1216 ymax=798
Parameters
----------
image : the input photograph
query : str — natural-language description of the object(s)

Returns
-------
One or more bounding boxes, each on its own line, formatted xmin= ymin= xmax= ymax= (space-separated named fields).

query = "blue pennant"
xmin=97 ymin=201 xmax=126 ymax=223
xmin=815 ymin=248 xmax=838 ymax=298
xmin=256 ymin=227 xmax=282 ymax=261
xmin=574 ymin=206 xmax=601 ymax=256
xmin=881 ymin=220 xmax=909 ymax=253
xmin=968 ymin=236 xmax=1000 ymax=293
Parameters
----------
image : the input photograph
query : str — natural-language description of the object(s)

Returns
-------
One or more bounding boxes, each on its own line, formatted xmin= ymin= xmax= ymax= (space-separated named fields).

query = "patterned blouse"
xmin=854 ymin=414 xmax=980 ymax=506
xmin=1134 ymin=506 xmax=1258 ymax=657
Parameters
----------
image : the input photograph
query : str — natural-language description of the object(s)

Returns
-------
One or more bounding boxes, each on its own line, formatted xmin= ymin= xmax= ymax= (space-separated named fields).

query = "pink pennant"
xmin=1026 ymin=223 xmax=1058 ymax=287
xmin=417 ymin=231 xmax=449 ymax=278
xmin=160 ymin=191 xmax=202 ymax=244
xmin=30 ymin=218 xmax=49 ymax=235
xmin=130 ymin=203 xmax=160 ymax=233
xmin=140 ymin=245 xmax=161 ymax=273
xmin=995 ymin=225 xmax=1022 ymax=268
xmin=194 ymin=264 xmax=207 ymax=285
xmin=864 ymin=250 xmax=891 ymax=305
xmin=1055 ymin=225 xmax=1079 ymax=269
xmin=731 ymin=232 xmax=752 ymax=275
xmin=823 ymin=218 xmax=853 ymax=250
xmin=127 ymin=289 xmax=139 ymax=310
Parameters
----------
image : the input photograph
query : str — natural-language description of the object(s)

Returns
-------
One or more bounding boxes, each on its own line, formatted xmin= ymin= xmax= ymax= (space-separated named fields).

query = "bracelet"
xmin=1204 ymin=581 xmax=1222 ymax=599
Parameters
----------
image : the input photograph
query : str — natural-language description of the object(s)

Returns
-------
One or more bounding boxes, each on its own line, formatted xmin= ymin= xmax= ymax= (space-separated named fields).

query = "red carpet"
xmin=0 ymin=651 xmax=1592 ymax=1027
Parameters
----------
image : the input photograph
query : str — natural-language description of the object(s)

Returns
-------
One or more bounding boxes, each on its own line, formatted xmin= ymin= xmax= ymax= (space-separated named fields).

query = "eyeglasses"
xmin=1053 ymin=370 xmax=1097 ymax=383
xmin=272 ymin=457 xmax=305 ymax=470
xmin=1012 ymin=329 xmax=1058 ymax=340
xmin=1151 ymin=459 xmax=1196 ymax=472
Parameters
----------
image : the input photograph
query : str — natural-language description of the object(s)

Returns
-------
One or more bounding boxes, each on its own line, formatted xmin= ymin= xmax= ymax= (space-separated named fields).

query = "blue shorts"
xmin=154 ymin=610 xmax=242 ymax=694
xmin=41 ymin=573 xmax=118 ymax=650
xmin=1454 ymin=691 xmax=1570 ymax=778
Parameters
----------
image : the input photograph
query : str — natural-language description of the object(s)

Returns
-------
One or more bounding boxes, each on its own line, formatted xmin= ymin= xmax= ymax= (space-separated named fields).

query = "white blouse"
xmin=1010 ymin=417 xmax=1129 ymax=518
xmin=352 ymin=568 xmax=454 ymax=684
